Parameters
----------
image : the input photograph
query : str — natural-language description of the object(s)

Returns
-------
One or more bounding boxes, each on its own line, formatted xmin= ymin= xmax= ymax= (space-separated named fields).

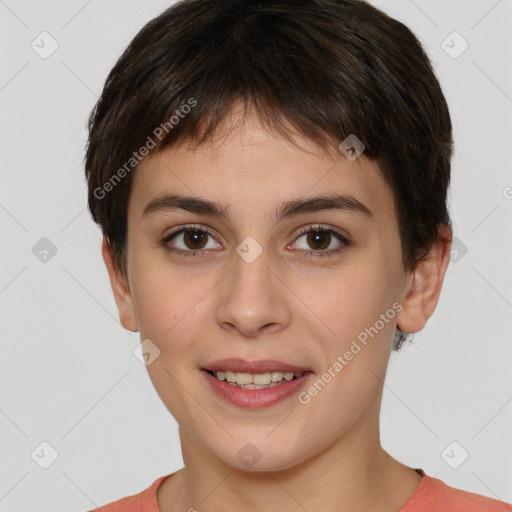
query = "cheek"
xmin=131 ymin=269 xmax=217 ymax=382
xmin=300 ymin=260 xmax=394 ymax=340
xmin=295 ymin=248 xmax=399 ymax=397
xmin=131 ymin=261 xmax=205 ymax=337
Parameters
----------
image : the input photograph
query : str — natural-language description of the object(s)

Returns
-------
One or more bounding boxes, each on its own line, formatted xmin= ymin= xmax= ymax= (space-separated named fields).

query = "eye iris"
xmin=307 ymin=230 xmax=330 ymax=250
xmin=184 ymin=230 xmax=208 ymax=249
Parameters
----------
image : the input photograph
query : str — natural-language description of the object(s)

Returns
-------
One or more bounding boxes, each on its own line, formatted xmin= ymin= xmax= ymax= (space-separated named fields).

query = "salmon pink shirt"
xmin=89 ymin=469 xmax=512 ymax=511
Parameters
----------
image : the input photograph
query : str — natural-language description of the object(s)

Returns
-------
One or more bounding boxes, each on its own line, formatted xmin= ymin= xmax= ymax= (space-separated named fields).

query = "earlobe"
xmin=101 ymin=237 xmax=139 ymax=332
xmin=396 ymin=225 xmax=452 ymax=335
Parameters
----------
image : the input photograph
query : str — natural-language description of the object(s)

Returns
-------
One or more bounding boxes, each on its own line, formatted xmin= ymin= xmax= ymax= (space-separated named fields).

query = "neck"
xmin=158 ymin=405 xmax=422 ymax=512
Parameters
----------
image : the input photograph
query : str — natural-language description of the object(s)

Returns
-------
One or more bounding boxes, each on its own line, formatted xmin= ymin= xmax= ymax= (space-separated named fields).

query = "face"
xmin=105 ymin=107 xmax=428 ymax=472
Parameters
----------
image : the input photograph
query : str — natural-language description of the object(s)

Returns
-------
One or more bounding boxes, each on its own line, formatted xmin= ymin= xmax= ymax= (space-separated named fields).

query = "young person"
xmin=84 ymin=0 xmax=511 ymax=510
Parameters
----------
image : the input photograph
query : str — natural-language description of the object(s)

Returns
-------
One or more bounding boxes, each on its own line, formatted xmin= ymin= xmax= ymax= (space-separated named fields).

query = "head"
xmin=85 ymin=0 xmax=453 ymax=471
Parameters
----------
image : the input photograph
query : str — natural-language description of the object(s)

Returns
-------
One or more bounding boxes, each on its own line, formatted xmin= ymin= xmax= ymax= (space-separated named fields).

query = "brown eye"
xmin=182 ymin=230 xmax=209 ymax=250
xmin=162 ymin=225 xmax=221 ymax=257
xmin=291 ymin=225 xmax=349 ymax=258
xmin=305 ymin=230 xmax=332 ymax=251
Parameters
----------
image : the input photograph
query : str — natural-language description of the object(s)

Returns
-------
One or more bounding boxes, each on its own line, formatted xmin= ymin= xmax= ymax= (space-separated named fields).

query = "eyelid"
xmin=293 ymin=223 xmax=350 ymax=242
xmin=163 ymin=223 xmax=219 ymax=240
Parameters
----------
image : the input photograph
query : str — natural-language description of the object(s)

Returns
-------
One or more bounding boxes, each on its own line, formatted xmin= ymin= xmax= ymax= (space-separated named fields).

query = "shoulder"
xmin=403 ymin=470 xmax=512 ymax=512
xmin=87 ymin=474 xmax=171 ymax=512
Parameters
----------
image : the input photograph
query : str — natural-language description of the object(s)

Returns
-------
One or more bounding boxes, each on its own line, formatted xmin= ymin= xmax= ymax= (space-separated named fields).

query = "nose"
xmin=215 ymin=246 xmax=292 ymax=338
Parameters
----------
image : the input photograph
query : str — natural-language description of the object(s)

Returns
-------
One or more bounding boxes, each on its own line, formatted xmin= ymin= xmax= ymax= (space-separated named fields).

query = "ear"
xmin=396 ymin=225 xmax=452 ymax=334
xmin=101 ymin=237 xmax=138 ymax=332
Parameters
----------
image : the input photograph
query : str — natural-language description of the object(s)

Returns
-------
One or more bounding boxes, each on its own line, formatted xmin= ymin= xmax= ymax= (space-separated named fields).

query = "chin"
xmin=207 ymin=432 xmax=313 ymax=473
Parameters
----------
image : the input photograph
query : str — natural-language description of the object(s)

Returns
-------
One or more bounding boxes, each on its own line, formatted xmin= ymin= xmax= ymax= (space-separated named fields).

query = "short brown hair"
xmin=84 ymin=0 xmax=453 ymax=351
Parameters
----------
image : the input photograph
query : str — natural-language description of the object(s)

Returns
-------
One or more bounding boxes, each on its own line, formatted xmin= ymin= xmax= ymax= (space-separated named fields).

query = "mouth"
xmin=200 ymin=358 xmax=313 ymax=409
xmin=204 ymin=369 xmax=306 ymax=389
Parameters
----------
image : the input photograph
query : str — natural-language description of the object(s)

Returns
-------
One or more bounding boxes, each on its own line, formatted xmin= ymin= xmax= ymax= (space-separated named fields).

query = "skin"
xmin=102 ymin=103 xmax=452 ymax=511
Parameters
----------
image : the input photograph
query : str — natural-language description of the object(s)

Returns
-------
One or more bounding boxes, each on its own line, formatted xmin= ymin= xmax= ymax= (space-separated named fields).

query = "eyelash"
xmin=160 ymin=224 xmax=350 ymax=259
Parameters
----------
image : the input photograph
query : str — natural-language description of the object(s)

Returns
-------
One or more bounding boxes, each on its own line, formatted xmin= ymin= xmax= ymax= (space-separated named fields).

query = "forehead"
xmin=129 ymin=108 xmax=394 ymax=225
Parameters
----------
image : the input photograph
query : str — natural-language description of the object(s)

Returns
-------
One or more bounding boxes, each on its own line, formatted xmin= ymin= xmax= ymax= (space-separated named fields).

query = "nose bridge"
xmin=215 ymin=239 xmax=291 ymax=336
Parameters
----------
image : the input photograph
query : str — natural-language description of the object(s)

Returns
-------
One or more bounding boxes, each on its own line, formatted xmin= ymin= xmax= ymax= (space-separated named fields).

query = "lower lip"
xmin=202 ymin=370 xmax=313 ymax=409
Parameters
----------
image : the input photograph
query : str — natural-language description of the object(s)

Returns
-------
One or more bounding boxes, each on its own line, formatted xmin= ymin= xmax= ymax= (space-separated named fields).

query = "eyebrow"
xmin=141 ymin=193 xmax=374 ymax=222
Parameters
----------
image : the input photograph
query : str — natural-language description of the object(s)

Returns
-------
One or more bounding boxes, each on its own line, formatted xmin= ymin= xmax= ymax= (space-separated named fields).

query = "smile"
xmin=205 ymin=369 xmax=304 ymax=389
xmin=202 ymin=363 xmax=313 ymax=408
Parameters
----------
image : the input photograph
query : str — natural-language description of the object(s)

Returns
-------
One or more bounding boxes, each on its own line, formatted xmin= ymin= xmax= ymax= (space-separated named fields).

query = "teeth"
xmin=211 ymin=369 xmax=306 ymax=386
xmin=271 ymin=371 xmax=284 ymax=382
xmin=225 ymin=371 xmax=236 ymax=383
xmin=235 ymin=372 xmax=253 ymax=385
xmin=253 ymin=373 xmax=271 ymax=385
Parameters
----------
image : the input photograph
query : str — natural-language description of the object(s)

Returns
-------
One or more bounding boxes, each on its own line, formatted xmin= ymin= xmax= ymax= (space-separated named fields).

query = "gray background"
xmin=0 ymin=0 xmax=511 ymax=510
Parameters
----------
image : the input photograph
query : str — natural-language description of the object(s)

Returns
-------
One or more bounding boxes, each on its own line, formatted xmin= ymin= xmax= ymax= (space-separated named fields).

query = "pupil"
xmin=308 ymin=231 xmax=330 ymax=250
xmin=185 ymin=230 xmax=207 ymax=249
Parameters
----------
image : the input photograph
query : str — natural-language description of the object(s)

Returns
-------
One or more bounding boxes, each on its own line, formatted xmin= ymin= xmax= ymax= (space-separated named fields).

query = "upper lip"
xmin=203 ymin=358 xmax=310 ymax=374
